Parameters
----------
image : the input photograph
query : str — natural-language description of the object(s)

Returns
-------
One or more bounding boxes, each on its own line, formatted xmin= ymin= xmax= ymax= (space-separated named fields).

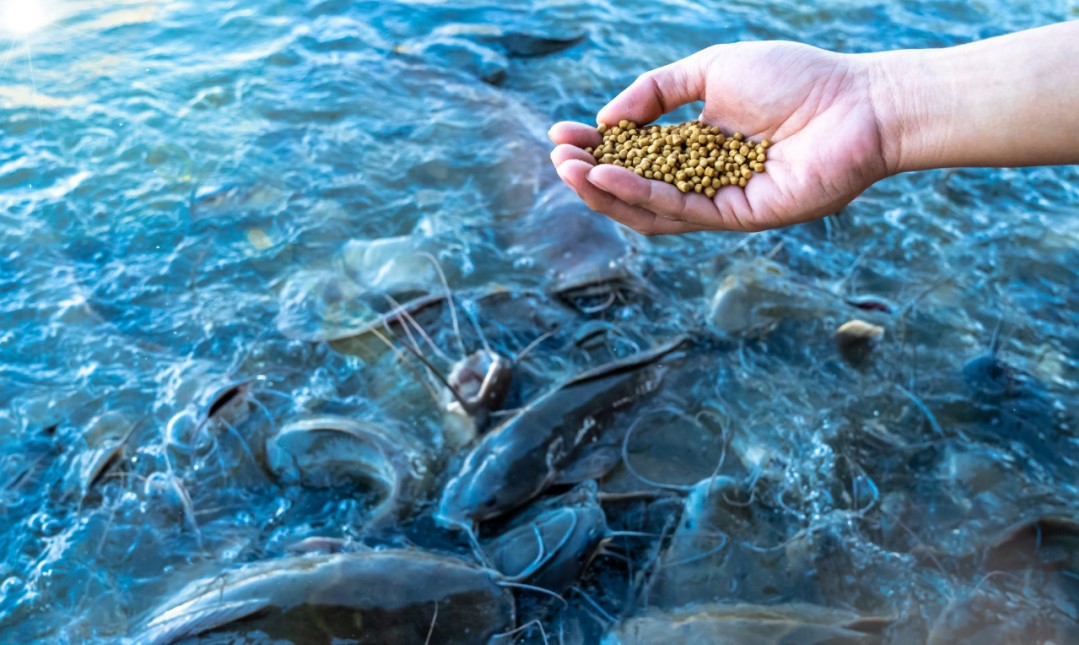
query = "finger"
xmin=586 ymin=164 xmax=755 ymax=232
xmin=597 ymin=52 xmax=709 ymax=126
xmin=555 ymin=159 xmax=704 ymax=236
xmin=548 ymin=121 xmax=601 ymax=148
xmin=582 ymin=163 xmax=742 ymax=232
xmin=550 ymin=143 xmax=595 ymax=168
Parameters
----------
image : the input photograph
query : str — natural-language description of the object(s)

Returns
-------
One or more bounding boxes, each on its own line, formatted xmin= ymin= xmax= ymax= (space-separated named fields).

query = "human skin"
xmin=548 ymin=21 xmax=1079 ymax=235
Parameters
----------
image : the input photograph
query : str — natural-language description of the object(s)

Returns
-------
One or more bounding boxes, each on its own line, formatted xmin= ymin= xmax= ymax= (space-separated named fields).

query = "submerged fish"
xmin=706 ymin=259 xmax=799 ymax=337
xmin=60 ymin=411 xmax=140 ymax=502
xmin=394 ymin=26 xmax=585 ymax=85
xmin=483 ymin=32 xmax=586 ymax=58
xmin=1 ymin=425 xmax=61 ymax=510
xmin=981 ymin=515 xmax=1079 ymax=572
xmin=436 ymin=336 xmax=688 ymax=527
xmin=337 ymin=234 xmax=449 ymax=296
xmin=485 ymin=482 xmax=608 ymax=595
xmin=275 ymin=268 xmax=373 ymax=342
xmin=960 ymin=345 xmax=1068 ymax=474
xmin=264 ymin=416 xmax=427 ymax=525
xmin=134 ymin=550 xmax=515 ymax=645
xmin=929 ymin=514 xmax=1079 ymax=645
xmin=189 ymin=183 xmax=287 ymax=217
xmin=604 ymin=603 xmax=890 ymax=645
xmin=643 ymin=473 xmax=893 ymax=611
xmin=706 ymin=257 xmax=862 ymax=339
xmin=508 ymin=185 xmax=635 ymax=301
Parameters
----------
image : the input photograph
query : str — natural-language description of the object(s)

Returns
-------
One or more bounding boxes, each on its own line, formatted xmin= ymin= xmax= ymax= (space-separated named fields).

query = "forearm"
xmin=864 ymin=21 xmax=1079 ymax=174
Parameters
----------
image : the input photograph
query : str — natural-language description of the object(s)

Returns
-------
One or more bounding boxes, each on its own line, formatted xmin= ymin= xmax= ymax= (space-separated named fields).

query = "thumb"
xmin=596 ymin=51 xmax=709 ymax=126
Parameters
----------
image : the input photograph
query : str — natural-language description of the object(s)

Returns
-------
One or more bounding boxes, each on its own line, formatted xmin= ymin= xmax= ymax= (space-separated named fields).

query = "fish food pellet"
xmin=587 ymin=120 xmax=767 ymax=194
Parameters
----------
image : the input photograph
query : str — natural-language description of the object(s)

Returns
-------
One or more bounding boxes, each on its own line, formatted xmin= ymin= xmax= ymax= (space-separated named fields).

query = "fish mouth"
xmin=432 ymin=500 xmax=473 ymax=532
xmin=433 ymin=511 xmax=476 ymax=534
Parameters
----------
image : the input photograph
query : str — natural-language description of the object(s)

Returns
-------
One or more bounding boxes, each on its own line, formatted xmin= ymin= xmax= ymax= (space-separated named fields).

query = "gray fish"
xmin=483 ymin=32 xmax=586 ymax=58
xmin=925 ymin=514 xmax=1079 ymax=645
xmin=134 ymin=550 xmax=515 ymax=645
xmin=508 ymin=185 xmax=635 ymax=300
xmin=264 ymin=416 xmax=427 ymax=525
xmin=189 ymin=183 xmax=286 ymax=217
xmin=436 ymin=336 xmax=687 ymax=527
xmin=60 ymin=411 xmax=140 ymax=502
xmin=603 ymin=603 xmax=890 ymax=645
xmin=485 ymin=482 xmax=607 ymax=595
xmin=960 ymin=345 xmax=1067 ymax=474
xmin=643 ymin=474 xmax=892 ymax=611
xmin=394 ymin=28 xmax=585 ymax=85
xmin=1 ymin=425 xmax=60 ymax=510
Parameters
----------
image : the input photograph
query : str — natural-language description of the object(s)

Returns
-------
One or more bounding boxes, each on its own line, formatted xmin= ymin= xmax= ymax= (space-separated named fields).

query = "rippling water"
xmin=1 ymin=1 xmax=1077 ymax=642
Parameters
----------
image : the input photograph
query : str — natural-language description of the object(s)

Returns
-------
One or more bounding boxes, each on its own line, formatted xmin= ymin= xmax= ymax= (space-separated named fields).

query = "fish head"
xmin=446 ymin=350 xmax=513 ymax=417
xmin=963 ymin=352 xmax=1020 ymax=400
xmin=435 ymin=449 xmax=542 ymax=528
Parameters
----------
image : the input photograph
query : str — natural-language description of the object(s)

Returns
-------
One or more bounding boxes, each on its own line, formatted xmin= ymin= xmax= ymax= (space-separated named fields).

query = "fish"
xmin=264 ymin=416 xmax=427 ymax=526
xmin=834 ymin=319 xmax=885 ymax=368
xmin=643 ymin=473 xmax=890 ymax=611
xmin=482 ymin=32 xmax=586 ymax=58
xmin=133 ymin=550 xmax=515 ymax=645
xmin=337 ymin=235 xmax=447 ymax=297
xmin=926 ymin=516 xmax=1079 ymax=645
xmin=603 ymin=603 xmax=890 ymax=645
xmin=981 ymin=515 xmax=1079 ymax=573
xmin=436 ymin=336 xmax=688 ymax=527
xmin=393 ymin=27 xmax=586 ymax=85
xmin=443 ymin=349 xmax=513 ymax=422
xmin=508 ymin=185 xmax=636 ymax=303
xmin=60 ymin=411 xmax=141 ymax=502
xmin=485 ymin=482 xmax=607 ymax=595
xmin=960 ymin=340 xmax=1068 ymax=474
xmin=1 ymin=424 xmax=61 ymax=511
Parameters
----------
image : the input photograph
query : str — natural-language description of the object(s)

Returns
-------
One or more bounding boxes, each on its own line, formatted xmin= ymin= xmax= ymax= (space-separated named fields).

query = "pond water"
xmin=0 ymin=1 xmax=1076 ymax=643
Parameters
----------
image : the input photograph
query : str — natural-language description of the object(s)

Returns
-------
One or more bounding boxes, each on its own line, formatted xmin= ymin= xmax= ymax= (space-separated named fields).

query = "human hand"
xmin=549 ymin=41 xmax=890 ymax=235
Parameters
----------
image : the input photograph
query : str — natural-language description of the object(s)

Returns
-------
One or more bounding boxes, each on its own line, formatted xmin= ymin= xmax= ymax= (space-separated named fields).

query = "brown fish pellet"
xmin=589 ymin=120 xmax=767 ymax=194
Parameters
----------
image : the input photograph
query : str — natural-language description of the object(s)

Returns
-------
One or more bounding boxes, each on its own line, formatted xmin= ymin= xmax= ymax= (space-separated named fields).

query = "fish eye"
xmin=483 ymin=497 xmax=498 ymax=509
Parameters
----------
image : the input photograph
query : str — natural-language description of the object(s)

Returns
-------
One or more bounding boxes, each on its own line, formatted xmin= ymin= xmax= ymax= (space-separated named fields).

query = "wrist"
xmin=861 ymin=48 xmax=953 ymax=175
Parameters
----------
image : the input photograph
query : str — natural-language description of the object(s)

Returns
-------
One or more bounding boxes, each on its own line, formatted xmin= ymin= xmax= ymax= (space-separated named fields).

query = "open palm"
xmin=549 ymin=42 xmax=890 ymax=234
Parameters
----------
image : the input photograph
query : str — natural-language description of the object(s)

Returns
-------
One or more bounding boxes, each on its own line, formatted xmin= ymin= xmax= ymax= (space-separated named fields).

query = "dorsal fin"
xmin=565 ymin=336 xmax=689 ymax=388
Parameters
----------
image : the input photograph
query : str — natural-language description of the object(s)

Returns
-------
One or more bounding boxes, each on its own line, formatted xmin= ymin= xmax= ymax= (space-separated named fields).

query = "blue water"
xmin=1 ymin=1 xmax=1076 ymax=642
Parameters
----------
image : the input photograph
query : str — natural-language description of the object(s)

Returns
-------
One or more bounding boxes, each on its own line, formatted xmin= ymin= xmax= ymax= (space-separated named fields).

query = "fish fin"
xmin=564 ymin=336 xmax=688 ymax=387
xmin=552 ymin=446 xmax=621 ymax=485
xmin=493 ymin=33 xmax=586 ymax=58
xmin=136 ymin=598 xmax=270 ymax=645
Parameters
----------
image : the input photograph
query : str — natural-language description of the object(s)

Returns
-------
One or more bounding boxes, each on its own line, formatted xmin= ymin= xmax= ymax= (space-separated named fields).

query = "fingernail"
xmin=556 ymin=162 xmax=574 ymax=181
xmin=586 ymin=167 xmax=606 ymax=189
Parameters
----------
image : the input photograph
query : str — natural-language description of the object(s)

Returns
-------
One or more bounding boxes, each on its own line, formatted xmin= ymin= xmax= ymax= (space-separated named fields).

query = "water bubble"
xmin=1 ymin=576 xmax=24 ymax=596
xmin=272 ymin=496 xmax=291 ymax=520
xmin=27 ymin=512 xmax=61 ymax=537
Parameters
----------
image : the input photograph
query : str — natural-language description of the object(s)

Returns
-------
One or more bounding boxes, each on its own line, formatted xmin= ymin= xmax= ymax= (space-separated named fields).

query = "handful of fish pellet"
xmin=586 ymin=120 xmax=769 ymax=197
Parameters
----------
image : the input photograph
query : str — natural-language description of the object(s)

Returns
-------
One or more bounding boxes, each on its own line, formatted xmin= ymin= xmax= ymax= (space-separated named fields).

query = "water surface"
xmin=0 ymin=1 xmax=1076 ymax=642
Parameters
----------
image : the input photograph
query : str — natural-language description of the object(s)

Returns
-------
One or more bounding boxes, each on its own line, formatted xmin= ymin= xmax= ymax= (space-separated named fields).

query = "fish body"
xmin=604 ymin=603 xmax=889 ymax=645
xmin=437 ymin=338 xmax=687 ymax=526
xmin=485 ymin=482 xmax=607 ymax=593
xmin=134 ymin=550 xmax=514 ymax=645
xmin=265 ymin=416 xmax=426 ymax=524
